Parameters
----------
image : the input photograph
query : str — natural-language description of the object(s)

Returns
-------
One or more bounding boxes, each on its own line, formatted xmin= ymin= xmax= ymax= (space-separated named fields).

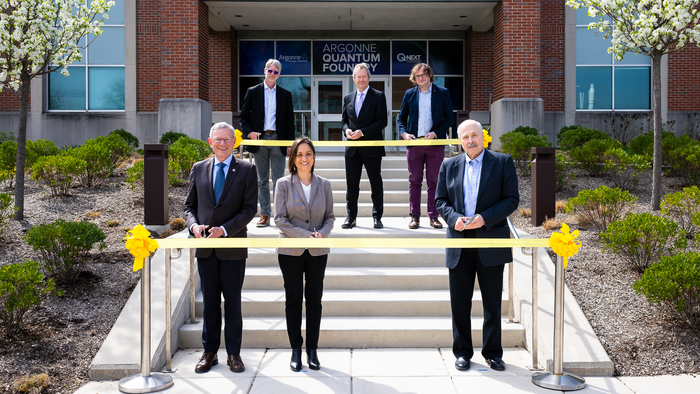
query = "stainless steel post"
xmin=531 ymin=247 xmax=540 ymax=371
xmin=508 ymin=262 xmax=514 ymax=323
xmin=165 ymin=249 xmax=172 ymax=372
xmin=189 ymin=248 xmax=196 ymax=324
xmin=531 ymin=255 xmax=585 ymax=391
xmin=118 ymin=256 xmax=174 ymax=393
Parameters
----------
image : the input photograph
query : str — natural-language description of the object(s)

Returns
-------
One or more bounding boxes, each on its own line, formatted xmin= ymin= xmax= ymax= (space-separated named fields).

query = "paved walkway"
xmin=74 ymin=347 xmax=698 ymax=393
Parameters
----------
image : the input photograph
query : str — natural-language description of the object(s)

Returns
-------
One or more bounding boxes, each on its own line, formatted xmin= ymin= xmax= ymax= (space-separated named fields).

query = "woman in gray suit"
xmin=274 ymin=137 xmax=335 ymax=372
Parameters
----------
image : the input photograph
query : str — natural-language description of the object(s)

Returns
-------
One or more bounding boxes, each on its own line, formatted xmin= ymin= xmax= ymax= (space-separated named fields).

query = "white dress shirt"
xmin=263 ymin=83 xmax=277 ymax=131
xmin=463 ymin=150 xmax=484 ymax=219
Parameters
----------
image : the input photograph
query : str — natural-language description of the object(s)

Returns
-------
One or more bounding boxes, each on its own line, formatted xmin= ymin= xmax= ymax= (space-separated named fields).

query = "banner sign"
xmin=392 ymin=41 xmax=427 ymax=75
xmin=313 ymin=41 xmax=390 ymax=75
xmin=277 ymin=41 xmax=311 ymax=75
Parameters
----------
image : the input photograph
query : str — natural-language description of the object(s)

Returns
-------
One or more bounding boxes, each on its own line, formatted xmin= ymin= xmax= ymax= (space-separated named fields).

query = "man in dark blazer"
xmin=240 ymin=59 xmax=295 ymax=228
xmin=341 ymin=62 xmax=388 ymax=229
xmin=184 ymin=122 xmax=258 ymax=374
xmin=398 ymin=63 xmax=454 ymax=230
xmin=435 ymin=119 xmax=519 ymax=372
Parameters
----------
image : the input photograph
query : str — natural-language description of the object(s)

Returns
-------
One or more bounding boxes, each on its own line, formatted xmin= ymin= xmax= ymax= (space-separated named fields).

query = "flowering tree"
xmin=0 ymin=0 xmax=113 ymax=220
xmin=566 ymin=0 xmax=700 ymax=210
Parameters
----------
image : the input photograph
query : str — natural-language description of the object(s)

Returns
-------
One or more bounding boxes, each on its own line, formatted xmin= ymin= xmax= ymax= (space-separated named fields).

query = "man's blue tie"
xmin=214 ymin=162 xmax=225 ymax=204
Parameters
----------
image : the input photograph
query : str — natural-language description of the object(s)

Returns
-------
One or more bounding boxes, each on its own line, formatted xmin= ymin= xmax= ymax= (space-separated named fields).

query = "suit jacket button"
xmin=305 ymin=220 xmax=309 ymax=223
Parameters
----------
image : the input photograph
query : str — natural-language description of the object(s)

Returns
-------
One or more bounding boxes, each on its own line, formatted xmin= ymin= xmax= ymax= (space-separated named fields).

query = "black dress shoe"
xmin=290 ymin=348 xmax=302 ymax=372
xmin=373 ymin=218 xmax=383 ymax=229
xmin=455 ymin=356 xmax=470 ymax=371
xmin=227 ymin=354 xmax=245 ymax=373
xmin=341 ymin=217 xmax=356 ymax=229
xmin=194 ymin=352 xmax=218 ymax=373
xmin=485 ymin=358 xmax=506 ymax=371
xmin=307 ymin=349 xmax=321 ymax=370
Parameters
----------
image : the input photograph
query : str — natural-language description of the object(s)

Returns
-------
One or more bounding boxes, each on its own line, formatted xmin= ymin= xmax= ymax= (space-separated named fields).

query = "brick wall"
xmin=0 ymin=90 xmax=22 ymax=111
xmin=136 ymin=0 xmax=161 ymax=112
xmin=493 ymin=0 xmax=541 ymax=100
xmin=470 ymin=31 xmax=494 ymax=112
xmin=209 ymin=30 xmax=232 ymax=112
xmin=198 ymin=0 xmax=209 ymax=102
xmin=540 ymin=0 xmax=564 ymax=111
xmin=231 ymin=28 xmax=238 ymax=112
xmin=668 ymin=45 xmax=700 ymax=111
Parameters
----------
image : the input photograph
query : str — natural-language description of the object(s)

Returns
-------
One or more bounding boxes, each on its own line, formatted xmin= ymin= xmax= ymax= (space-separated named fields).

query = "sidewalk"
xmin=74 ymin=347 xmax=698 ymax=393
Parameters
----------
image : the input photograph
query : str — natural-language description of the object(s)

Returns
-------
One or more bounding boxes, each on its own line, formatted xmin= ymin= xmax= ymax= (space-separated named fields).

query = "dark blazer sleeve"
xmin=278 ymin=87 xmax=295 ymax=155
xmin=431 ymin=86 xmax=455 ymax=139
xmin=360 ymin=88 xmax=388 ymax=138
xmin=239 ymin=85 xmax=257 ymax=137
xmin=341 ymin=93 xmax=352 ymax=133
xmin=397 ymin=88 xmax=414 ymax=137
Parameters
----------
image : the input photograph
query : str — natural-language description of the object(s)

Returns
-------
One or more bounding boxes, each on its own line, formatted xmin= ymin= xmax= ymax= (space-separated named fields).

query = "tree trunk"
xmin=650 ymin=54 xmax=662 ymax=210
xmin=14 ymin=68 xmax=30 ymax=221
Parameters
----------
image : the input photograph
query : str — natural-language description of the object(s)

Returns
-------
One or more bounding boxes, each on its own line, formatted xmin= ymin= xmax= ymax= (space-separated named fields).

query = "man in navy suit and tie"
xmin=185 ymin=122 xmax=258 ymax=374
xmin=341 ymin=62 xmax=388 ymax=229
xmin=397 ymin=63 xmax=454 ymax=230
xmin=436 ymin=119 xmax=519 ymax=372
xmin=240 ymin=59 xmax=295 ymax=228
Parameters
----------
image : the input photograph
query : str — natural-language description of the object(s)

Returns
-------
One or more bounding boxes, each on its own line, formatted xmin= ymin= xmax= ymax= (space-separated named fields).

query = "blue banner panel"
xmin=313 ymin=41 xmax=390 ymax=75
xmin=392 ymin=41 xmax=427 ymax=75
xmin=277 ymin=41 xmax=311 ymax=75
xmin=239 ymin=41 xmax=274 ymax=75
xmin=429 ymin=41 xmax=464 ymax=75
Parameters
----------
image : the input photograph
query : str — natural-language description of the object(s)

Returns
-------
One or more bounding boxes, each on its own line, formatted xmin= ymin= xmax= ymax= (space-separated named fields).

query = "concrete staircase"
xmin=178 ymin=152 xmax=526 ymax=350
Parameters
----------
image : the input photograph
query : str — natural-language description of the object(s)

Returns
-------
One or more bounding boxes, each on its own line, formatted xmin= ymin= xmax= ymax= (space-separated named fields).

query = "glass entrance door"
xmin=364 ymin=77 xmax=393 ymax=150
xmin=312 ymin=77 xmax=347 ymax=152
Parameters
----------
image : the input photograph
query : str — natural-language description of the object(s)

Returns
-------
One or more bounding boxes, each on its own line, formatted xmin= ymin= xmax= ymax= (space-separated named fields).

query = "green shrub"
xmin=24 ymin=220 xmax=107 ymax=283
xmin=565 ymin=186 xmax=637 ymax=232
xmin=510 ymin=125 xmax=539 ymax=136
xmin=603 ymin=148 xmax=651 ymax=190
xmin=168 ymin=136 xmax=211 ymax=186
xmin=159 ymin=131 xmax=188 ymax=145
xmin=661 ymin=186 xmax=700 ymax=237
xmin=0 ymin=140 xmax=16 ymax=187
xmin=126 ymin=159 xmax=144 ymax=191
xmin=30 ymin=154 xmax=86 ymax=196
xmin=499 ymin=129 xmax=552 ymax=176
xmin=569 ymin=138 xmax=623 ymax=177
xmin=109 ymin=128 xmax=139 ymax=150
xmin=557 ymin=126 xmax=611 ymax=151
xmin=555 ymin=153 xmax=575 ymax=191
xmin=0 ymin=131 xmax=15 ymax=143
xmin=14 ymin=373 xmax=50 ymax=393
xmin=66 ymin=142 xmax=113 ymax=187
xmin=0 ymin=260 xmax=58 ymax=336
xmin=94 ymin=134 xmax=131 ymax=164
xmin=667 ymin=139 xmax=700 ymax=187
xmin=25 ymin=139 xmax=60 ymax=170
xmin=633 ymin=252 xmax=700 ymax=328
xmin=601 ymin=213 xmax=687 ymax=273
xmin=0 ymin=193 xmax=17 ymax=239
xmin=627 ymin=130 xmax=678 ymax=159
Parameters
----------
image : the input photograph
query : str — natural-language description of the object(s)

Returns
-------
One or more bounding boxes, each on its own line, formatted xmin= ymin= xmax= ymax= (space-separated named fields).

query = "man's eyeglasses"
xmin=213 ymin=138 xmax=232 ymax=144
xmin=266 ymin=69 xmax=280 ymax=75
xmin=415 ymin=73 xmax=429 ymax=79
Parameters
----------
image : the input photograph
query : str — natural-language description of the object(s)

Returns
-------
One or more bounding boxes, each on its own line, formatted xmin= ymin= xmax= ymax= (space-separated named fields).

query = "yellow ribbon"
xmin=233 ymin=129 xmax=243 ymax=149
xmin=483 ymin=129 xmax=492 ymax=147
xmin=240 ymin=139 xmax=461 ymax=147
xmin=124 ymin=225 xmax=159 ymax=271
xmin=548 ymin=223 xmax=582 ymax=269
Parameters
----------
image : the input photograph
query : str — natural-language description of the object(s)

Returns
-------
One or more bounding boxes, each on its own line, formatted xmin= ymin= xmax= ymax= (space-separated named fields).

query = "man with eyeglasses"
xmin=240 ymin=59 xmax=295 ymax=227
xmin=397 ymin=63 xmax=454 ymax=229
xmin=185 ymin=122 xmax=258 ymax=374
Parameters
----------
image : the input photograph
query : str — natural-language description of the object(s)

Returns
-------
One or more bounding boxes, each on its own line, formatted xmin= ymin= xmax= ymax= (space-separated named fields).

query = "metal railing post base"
xmin=118 ymin=373 xmax=174 ymax=393
xmin=531 ymin=371 xmax=585 ymax=391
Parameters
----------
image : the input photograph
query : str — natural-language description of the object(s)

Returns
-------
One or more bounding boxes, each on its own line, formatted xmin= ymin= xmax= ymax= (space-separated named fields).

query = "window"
xmin=47 ymin=0 xmax=125 ymax=111
xmin=575 ymin=8 xmax=651 ymax=110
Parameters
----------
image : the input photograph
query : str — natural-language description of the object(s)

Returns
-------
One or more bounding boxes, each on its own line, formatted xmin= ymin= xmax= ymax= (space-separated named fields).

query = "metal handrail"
xmin=507 ymin=216 xmax=540 ymax=371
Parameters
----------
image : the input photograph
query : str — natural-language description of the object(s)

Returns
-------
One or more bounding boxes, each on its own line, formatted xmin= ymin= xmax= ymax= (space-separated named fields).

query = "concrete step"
xmin=178 ymin=316 xmax=526 ymax=349
xmin=247 ymin=248 xmax=445 ymax=267
xmin=197 ymin=289 xmax=510 ymax=317
xmin=328 ymin=178 xmax=410 ymax=191
xmin=245 ymin=217 xmax=447 ymax=239
xmin=242 ymin=266 xmax=449 ymax=291
xmin=258 ymin=202 xmax=432 ymax=217
xmin=313 ymin=154 xmax=415 ymax=170
xmin=314 ymin=167 xmax=410 ymax=179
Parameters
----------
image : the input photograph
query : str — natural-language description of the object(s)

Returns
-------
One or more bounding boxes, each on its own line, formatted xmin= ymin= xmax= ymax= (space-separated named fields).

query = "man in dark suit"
xmin=240 ymin=59 xmax=295 ymax=228
xmin=341 ymin=62 xmax=388 ymax=229
xmin=435 ymin=119 xmax=519 ymax=372
xmin=398 ymin=63 xmax=454 ymax=230
xmin=185 ymin=122 xmax=258 ymax=374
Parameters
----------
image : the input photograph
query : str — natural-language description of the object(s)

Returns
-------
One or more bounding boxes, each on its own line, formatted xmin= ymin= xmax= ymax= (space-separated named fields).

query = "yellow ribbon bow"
xmin=483 ymin=129 xmax=492 ymax=148
xmin=548 ymin=223 xmax=581 ymax=269
xmin=234 ymin=129 xmax=243 ymax=149
xmin=124 ymin=224 xmax=159 ymax=271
